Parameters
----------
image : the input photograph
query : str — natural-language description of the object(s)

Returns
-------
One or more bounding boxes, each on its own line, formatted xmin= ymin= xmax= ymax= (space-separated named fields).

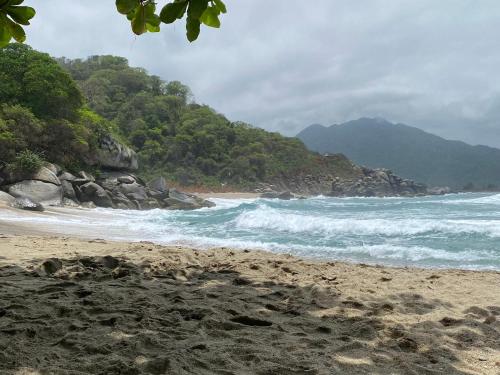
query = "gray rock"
xmin=148 ymin=176 xmax=168 ymax=193
xmin=260 ymin=191 xmax=295 ymax=200
xmin=32 ymin=167 xmax=61 ymax=186
xmin=80 ymin=201 xmax=97 ymax=209
xmin=8 ymin=180 xmax=63 ymax=206
xmin=118 ymin=175 xmax=135 ymax=184
xmin=58 ymin=171 xmax=77 ymax=182
xmin=163 ymin=189 xmax=215 ymax=210
xmin=62 ymin=198 xmax=80 ymax=207
xmin=89 ymin=135 xmax=138 ymax=171
xmin=61 ymin=180 xmax=77 ymax=200
xmin=148 ymin=189 xmax=169 ymax=200
xmin=11 ymin=197 xmax=44 ymax=212
xmin=80 ymin=182 xmax=114 ymax=208
xmin=45 ymin=163 xmax=62 ymax=176
xmin=0 ymin=191 xmax=16 ymax=205
xmin=78 ymin=171 xmax=95 ymax=182
xmin=119 ymin=182 xmax=148 ymax=201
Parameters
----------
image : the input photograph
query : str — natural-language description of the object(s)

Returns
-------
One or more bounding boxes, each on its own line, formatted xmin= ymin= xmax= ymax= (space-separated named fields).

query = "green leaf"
xmin=146 ymin=14 xmax=161 ymax=27
xmin=6 ymin=5 xmax=35 ymax=25
xmin=131 ymin=4 xmax=146 ymax=35
xmin=0 ymin=21 xmax=12 ymax=48
xmin=213 ymin=0 xmax=226 ymax=14
xmin=116 ymin=0 xmax=138 ymax=15
xmin=186 ymin=0 xmax=207 ymax=42
xmin=200 ymin=6 xmax=220 ymax=28
xmin=160 ymin=1 xmax=188 ymax=24
xmin=146 ymin=22 xmax=160 ymax=32
xmin=7 ymin=0 xmax=24 ymax=6
xmin=6 ymin=17 xmax=25 ymax=42
xmin=186 ymin=18 xmax=200 ymax=42
xmin=188 ymin=0 xmax=208 ymax=20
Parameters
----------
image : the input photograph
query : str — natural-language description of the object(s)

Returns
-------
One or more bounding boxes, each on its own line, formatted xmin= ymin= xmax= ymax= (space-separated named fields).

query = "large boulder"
xmin=163 ymin=189 xmax=215 ymax=210
xmin=0 ymin=191 xmax=16 ymax=205
xmin=11 ymin=197 xmax=44 ymax=212
xmin=61 ymin=180 xmax=77 ymax=200
xmin=58 ymin=171 xmax=77 ymax=182
xmin=0 ymin=166 xmax=60 ymax=186
xmin=79 ymin=182 xmax=114 ymax=208
xmin=119 ymin=182 xmax=148 ymax=201
xmin=45 ymin=163 xmax=62 ymax=176
xmin=7 ymin=180 xmax=63 ymax=206
xmin=31 ymin=167 xmax=61 ymax=186
xmin=88 ymin=135 xmax=138 ymax=171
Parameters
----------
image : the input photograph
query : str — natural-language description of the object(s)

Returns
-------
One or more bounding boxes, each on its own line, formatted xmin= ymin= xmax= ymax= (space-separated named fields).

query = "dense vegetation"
xmin=298 ymin=118 xmax=500 ymax=190
xmin=58 ymin=53 xmax=357 ymax=188
xmin=0 ymin=44 xmax=111 ymax=172
xmin=0 ymin=44 xmax=357 ymax=189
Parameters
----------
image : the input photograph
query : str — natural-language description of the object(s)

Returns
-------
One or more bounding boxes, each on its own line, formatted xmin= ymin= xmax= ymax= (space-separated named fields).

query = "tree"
xmin=0 ymin=0 xmax=227 ymax=48
xmin=0 ymin=44 xmax=83 ymax=120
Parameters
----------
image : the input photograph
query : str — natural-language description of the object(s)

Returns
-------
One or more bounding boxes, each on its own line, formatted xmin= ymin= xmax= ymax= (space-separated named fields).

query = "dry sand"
xmin=0 ymin=230 xmax=498 ymax=375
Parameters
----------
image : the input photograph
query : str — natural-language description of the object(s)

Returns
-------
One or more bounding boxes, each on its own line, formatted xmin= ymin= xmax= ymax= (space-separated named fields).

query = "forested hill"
xmin=57 ymin=53 xmax=362 ymax=189
xmin=0 ymin=44 xmax=361 ymax=191
xmin=297 ymin=118 xmax=500 ymax=190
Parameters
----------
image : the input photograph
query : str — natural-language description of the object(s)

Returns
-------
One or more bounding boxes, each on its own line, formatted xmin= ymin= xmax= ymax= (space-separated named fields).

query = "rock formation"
xmin=329 ymin=168 xmax=427 ymax=197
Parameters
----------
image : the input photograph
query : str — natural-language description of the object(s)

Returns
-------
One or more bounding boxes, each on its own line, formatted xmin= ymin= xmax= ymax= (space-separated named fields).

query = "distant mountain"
xmin=297 ymin=118 xmax=500 ymax=190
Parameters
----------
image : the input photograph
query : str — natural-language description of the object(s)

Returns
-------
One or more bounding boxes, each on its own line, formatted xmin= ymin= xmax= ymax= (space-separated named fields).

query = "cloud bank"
xmin=25 ymin=0 xmax=500 ymax=146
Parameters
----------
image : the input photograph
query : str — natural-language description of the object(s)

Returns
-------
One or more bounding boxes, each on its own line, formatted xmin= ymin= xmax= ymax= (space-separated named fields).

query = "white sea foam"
xmin=1 ymin=193 xmax=499 ymax=270
xmin=233 ymin=205 xmax=500 ymax=237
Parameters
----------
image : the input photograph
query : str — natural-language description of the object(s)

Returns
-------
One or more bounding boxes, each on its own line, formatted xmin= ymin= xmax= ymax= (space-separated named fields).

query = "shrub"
xmin=9 ymin=150 xmax=44 ymax=174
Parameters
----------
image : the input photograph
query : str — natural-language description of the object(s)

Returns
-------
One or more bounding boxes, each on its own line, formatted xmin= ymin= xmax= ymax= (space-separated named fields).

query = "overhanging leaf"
xmin=160 ymin=1 xmax=188 ymax=24
xmin=131 ymin=4 xmax=146 ymax=35
xmin=6 ymin=17 xmax=25 ymax=42
xmin=6 ymin=5 xmax=35 ymax=25
xmin=213 ymin=0 xmax=226 ymax=14
xmin=0 ymin=22 xmax=12 ymax=48
xmin=200 ymin=6 xmax=220 ymax=28
xmin=116 ymin=0 xmax=138 ymax=15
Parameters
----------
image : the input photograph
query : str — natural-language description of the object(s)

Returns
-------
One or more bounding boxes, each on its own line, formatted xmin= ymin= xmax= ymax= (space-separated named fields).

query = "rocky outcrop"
xmin=329 ymin=168 xmax=427 ymax=197
xmin=6 ymin=180 xmax=63 ymax=206
xmin=86 ymin=135 xmax=138 ymax=171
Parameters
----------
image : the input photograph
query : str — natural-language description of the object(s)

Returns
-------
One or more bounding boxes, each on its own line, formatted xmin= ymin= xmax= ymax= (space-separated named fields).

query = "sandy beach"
xmin=0 ymin=214 xmax=499 ymax=374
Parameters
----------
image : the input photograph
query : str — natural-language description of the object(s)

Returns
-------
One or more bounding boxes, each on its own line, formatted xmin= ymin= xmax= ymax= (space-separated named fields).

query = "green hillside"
xmin=298 ymin=118 xmax=500 ymax=190
xmin=0 ymin=44 xmax=359 ymax=190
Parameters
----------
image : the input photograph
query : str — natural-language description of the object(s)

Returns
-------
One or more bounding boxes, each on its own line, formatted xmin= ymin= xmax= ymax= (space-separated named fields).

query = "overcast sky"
xmin=25 ymin=0 xmax=500 ymax=147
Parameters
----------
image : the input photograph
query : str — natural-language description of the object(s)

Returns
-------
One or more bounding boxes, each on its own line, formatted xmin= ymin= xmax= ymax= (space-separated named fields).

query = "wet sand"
xmin=0 ymin=226 xmax=498 ymax=374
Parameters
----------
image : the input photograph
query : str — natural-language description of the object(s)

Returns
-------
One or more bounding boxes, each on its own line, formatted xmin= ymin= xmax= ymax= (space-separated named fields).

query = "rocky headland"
xmin=0 ymin=135 xmax=213 ymax=212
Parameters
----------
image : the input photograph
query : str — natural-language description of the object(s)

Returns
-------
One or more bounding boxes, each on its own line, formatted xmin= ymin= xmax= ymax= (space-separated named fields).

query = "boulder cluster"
xmin=329 ymin=168 xmax=428 ymax=197
xmin=0 ymin=164 xmax=214 ymax=212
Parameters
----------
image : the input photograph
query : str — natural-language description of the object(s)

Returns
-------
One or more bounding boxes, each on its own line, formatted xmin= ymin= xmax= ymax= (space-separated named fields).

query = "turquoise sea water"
xmin=3 ymin=193 xmax=500 ymax=270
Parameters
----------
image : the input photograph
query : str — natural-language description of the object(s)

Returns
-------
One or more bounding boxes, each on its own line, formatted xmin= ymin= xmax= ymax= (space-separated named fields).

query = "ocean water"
xmin=2 ymin=193 xmax=500 ymax=270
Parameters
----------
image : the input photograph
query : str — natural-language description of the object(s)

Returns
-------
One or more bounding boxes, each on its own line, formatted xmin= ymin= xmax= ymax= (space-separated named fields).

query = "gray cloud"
xmin=25 ymin=0 xmax=500 ymax=146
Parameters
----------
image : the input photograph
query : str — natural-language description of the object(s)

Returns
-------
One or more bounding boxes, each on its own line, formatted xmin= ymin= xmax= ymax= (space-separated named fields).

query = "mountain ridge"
xmin=297 ymin=118 xmax=500 ymax=190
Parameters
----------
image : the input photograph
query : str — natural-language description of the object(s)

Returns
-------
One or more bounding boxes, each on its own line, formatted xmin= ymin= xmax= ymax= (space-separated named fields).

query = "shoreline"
xmin=0 ymin=202 xmax=499 ymax=273
xmin=0 ymin=233 xmax=498 ymax=374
